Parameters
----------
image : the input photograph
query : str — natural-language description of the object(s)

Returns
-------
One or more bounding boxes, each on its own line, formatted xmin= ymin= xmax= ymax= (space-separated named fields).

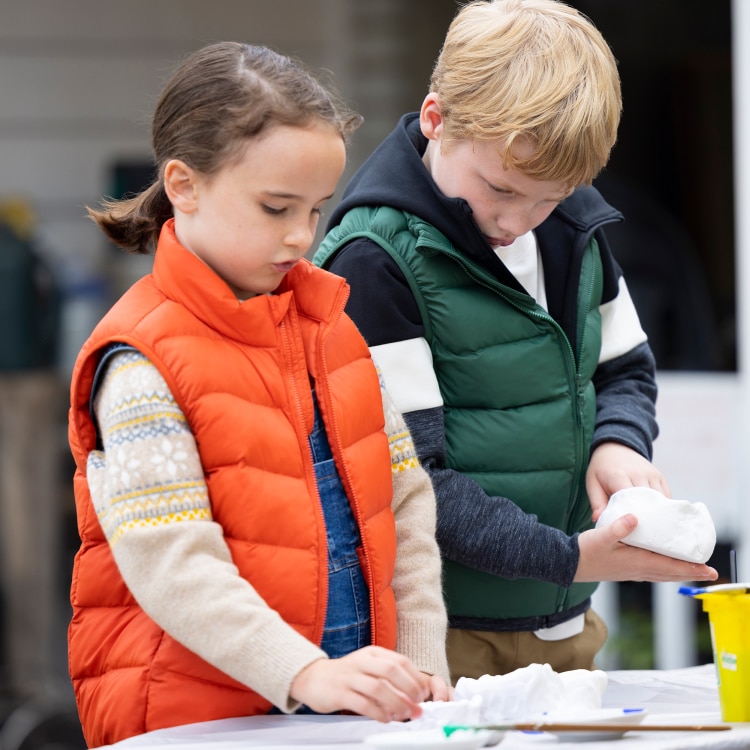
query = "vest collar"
xmin=152 ymin=220 xmax=349 ymax=343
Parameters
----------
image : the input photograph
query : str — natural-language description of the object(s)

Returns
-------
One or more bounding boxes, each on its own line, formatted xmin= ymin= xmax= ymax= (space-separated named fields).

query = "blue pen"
xmin=678 ymin=583 xmax=748 ymax=597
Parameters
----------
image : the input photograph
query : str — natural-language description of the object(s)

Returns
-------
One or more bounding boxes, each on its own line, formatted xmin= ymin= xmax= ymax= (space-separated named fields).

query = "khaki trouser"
xmin=0 ymin=372 xmax=63 ymax=698
xmin=447 ymin=608 xmax=608 ymax=682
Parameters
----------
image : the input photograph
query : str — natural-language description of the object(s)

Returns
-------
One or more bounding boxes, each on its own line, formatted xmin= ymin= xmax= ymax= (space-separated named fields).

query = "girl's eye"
xmin=262 ymin=204 xmax=286 ymax=215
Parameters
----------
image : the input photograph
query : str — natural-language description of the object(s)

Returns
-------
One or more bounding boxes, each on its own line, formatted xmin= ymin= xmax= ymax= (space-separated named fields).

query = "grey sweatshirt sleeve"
xmin=403 ymin=407 xmax=580 ymax=588
xmin=327 ymin=239 xmax=581 ymax=589
xmin=591 ymin=341 xmax=659 ymax=459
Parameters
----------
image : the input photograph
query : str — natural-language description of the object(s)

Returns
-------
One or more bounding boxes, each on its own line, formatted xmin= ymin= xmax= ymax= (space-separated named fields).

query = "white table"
xmin=99 ymin=664 xmax=750 ymax=750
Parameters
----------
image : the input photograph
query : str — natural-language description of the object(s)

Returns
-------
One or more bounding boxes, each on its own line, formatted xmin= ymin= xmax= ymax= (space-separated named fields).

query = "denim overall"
xmin=269 ymin=388 xmax=372 ymax=714
xmin=309 ymin=388 xmax=372 ymax=658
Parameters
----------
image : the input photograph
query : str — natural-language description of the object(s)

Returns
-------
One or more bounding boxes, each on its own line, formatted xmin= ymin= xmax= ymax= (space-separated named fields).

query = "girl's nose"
xmin=286 ymin=219 xmax=316 ymax=250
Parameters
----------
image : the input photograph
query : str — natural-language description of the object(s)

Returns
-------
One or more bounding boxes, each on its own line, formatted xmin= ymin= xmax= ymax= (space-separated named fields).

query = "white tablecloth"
xmin=99 ymin=664 xmax=750 ymax=750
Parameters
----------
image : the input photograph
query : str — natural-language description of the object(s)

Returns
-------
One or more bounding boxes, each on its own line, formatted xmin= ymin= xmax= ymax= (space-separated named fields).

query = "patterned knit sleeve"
xmin=89 ymin=348 xmax=212 ymax=538
xmin=379 ymin=373 xmax=450 ymax=684
xmin=88 ymin=349 xmax=326 ymax=712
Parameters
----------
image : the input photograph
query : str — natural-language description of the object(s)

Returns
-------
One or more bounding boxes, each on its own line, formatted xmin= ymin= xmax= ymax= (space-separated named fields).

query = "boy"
xmin=314 ymin=0 xmax=717 ymax=680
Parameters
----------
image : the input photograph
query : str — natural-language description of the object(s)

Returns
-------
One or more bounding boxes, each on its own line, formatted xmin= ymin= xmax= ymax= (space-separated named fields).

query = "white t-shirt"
xmin=493 ymin=231 xmax=648 ymax=364
xmin=493 ymin=231 xmax=548 ymax=311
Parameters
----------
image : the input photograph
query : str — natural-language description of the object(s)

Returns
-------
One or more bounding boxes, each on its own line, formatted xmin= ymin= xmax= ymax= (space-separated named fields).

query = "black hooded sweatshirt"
xmin=318 ymin=113 xmax=659 ymax=631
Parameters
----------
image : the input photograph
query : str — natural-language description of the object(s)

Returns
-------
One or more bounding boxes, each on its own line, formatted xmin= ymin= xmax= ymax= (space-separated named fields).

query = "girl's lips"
xmin=273 ymin=260 xmax=299 ymax=273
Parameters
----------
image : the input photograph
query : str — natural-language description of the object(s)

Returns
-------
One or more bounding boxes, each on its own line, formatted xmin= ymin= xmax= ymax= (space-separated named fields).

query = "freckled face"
xmin=173 ymin=122 xmax=346 ymax=299
xmin=419 ymin=94 xmax=572 ymax=248
xmin=424 ymin=136 xmax=572 ymax=248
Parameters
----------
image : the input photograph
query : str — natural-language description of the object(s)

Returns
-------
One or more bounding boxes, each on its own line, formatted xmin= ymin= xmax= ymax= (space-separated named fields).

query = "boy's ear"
xmin=163 ymin=159 xmax=199 ymax=214
xmin=420 ymin=93 xmax=444 ymax=141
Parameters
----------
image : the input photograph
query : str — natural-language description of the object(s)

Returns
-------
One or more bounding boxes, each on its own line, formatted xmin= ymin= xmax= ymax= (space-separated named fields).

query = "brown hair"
xmin=88 ymin=42 xmax=362 ymax=254
xmin=430 ymin=0 xmax=622 ymax=187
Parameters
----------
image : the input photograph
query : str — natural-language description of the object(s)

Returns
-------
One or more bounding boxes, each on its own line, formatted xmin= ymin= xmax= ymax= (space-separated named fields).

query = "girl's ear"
xmin=163 ymin=159 xmax=199 ymax=214
xmin=420 ymin=93 xmax=444 ymax=142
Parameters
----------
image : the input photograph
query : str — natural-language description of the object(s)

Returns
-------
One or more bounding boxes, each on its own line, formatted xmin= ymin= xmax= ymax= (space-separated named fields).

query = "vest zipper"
xmin=315 ymin=286 xmax=379 ymax=646
xmin=553 ymin=243 xmax=599 ymax=611
xmin=278 ymin=312 xmax=329 ymax=647
xmin=427 ymin=244 xmax=593 ymax=614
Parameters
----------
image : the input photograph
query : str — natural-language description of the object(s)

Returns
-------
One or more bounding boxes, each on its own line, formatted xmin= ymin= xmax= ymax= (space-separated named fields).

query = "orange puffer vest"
xmin=68 ymin=221 xmax=397 ymax=747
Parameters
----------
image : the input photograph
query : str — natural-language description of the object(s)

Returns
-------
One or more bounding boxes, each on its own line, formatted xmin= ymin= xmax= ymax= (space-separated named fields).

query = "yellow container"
xmin=698 ymin=591 xmax=750 ymax=722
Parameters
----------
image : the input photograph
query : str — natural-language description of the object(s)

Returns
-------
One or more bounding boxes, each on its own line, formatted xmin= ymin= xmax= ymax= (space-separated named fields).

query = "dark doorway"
xmin=572 ymin=0 xmax=734 ymax=371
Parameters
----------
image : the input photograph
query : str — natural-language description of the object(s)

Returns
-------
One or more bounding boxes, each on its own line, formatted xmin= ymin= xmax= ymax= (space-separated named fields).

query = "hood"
xmin=328 ymin=113 xmax=510 ymax=276
xmin=329 ymin=114 xmax=621 ymax=291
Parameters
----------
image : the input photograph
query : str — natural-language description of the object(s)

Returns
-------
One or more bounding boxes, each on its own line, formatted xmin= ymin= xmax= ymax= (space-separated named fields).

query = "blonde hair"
xmin=430 ymin=0 xmax=621 ymax=186
xmin=88 ymin=43 xmax=361 ymax=254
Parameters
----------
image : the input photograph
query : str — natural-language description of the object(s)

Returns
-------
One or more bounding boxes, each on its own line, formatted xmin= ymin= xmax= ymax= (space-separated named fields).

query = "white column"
xmin=591 ymin=582 xmax=621 ymax=669
xmin=732 ymin=0 xmax=750 ymax=582
xmin=653 ymin=582 xmax=696 ymax=669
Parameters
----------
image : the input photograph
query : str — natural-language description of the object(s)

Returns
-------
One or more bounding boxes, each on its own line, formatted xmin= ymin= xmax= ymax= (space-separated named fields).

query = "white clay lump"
xmin=595 ymin=486 xmax=716 ymax=563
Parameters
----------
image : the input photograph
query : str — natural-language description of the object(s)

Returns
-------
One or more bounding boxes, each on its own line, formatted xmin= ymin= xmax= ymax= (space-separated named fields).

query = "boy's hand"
xmin=586 ymin=442 xmax=671 ymax=522
xmin=290 ymin=646 xmax=430 ymax=722
xmin=575 ymin=513 xmax=718 ymax=583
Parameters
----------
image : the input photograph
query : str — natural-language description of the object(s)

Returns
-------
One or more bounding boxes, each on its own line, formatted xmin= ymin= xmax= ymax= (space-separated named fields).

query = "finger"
xmin=588 ymin=492 xmax=608 ymax=523
xmin=637 ymin=557 xmax=718 ymax=583
xmin=695 ymin=565 xmax=719 ymax=581
xmin=341 ymin=691 xmax=397 ymax=723
xmin=350 ymin=677 xmax=420 ymax=722
xmin=590 ymin=502 xmax=606 ymax=523
xmin=659 ymin=476 xmax=672 ymax=498
xmin=342 ymin=655 xmax=425 ymax=720
xmin=380 ymin=679 xmax=422 ymax=719
xmin=426 ymin=674 xmax=452 ymax=702
xmin=323 ymin=672 xmax=416 ymax=723
xmin=607 ymin=513 xmax=637 ymax=541
xmin=363 ymin=649 xmax=427 ymax=702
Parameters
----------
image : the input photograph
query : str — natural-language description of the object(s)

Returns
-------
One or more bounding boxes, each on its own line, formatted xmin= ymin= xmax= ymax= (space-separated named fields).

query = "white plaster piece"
xmin=596 ymin=486 xmax=716 ymax=563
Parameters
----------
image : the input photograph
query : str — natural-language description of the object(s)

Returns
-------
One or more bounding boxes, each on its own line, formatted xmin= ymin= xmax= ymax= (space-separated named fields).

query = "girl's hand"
xmin=290 ymin=646 xmax=430 ymax=722
xmin=418 ymin=671 xmax=453 ymax=702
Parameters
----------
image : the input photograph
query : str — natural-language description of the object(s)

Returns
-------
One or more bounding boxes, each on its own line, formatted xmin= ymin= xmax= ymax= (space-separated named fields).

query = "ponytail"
xmin=86 ymin=181 xmax=173 ymax=255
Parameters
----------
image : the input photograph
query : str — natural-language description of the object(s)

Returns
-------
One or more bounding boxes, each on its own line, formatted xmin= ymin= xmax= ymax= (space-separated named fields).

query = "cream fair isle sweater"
xmin=87 ymin=349 xmax=449 ymax=712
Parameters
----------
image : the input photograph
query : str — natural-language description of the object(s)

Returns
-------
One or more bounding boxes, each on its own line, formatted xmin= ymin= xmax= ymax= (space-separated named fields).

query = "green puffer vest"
xmin=316 ymin=206 xmax=601 ymax=622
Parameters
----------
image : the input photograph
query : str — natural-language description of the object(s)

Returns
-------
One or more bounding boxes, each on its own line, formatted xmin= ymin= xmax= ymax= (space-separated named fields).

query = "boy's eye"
xmin=489 ymin=184 xmax=513 ymax=196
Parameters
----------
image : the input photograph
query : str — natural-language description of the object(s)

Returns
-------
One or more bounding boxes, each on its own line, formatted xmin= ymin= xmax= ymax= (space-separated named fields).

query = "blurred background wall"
xmin=3 ymin=1 xmax=732 ymax=375
xmin=0 ymin=0 xmax=735 ymax=746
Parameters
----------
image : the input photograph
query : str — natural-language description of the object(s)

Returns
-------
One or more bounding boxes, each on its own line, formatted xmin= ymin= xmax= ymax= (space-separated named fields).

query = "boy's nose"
xmin=499 ymin=203 xmax=548 ymax=238
xmin=498 ymin=213 xmax=532 ymax=239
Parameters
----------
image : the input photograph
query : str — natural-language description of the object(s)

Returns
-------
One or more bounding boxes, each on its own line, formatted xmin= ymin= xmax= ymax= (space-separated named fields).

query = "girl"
xmin=67 ymin=42 xmax=450 ymax=748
